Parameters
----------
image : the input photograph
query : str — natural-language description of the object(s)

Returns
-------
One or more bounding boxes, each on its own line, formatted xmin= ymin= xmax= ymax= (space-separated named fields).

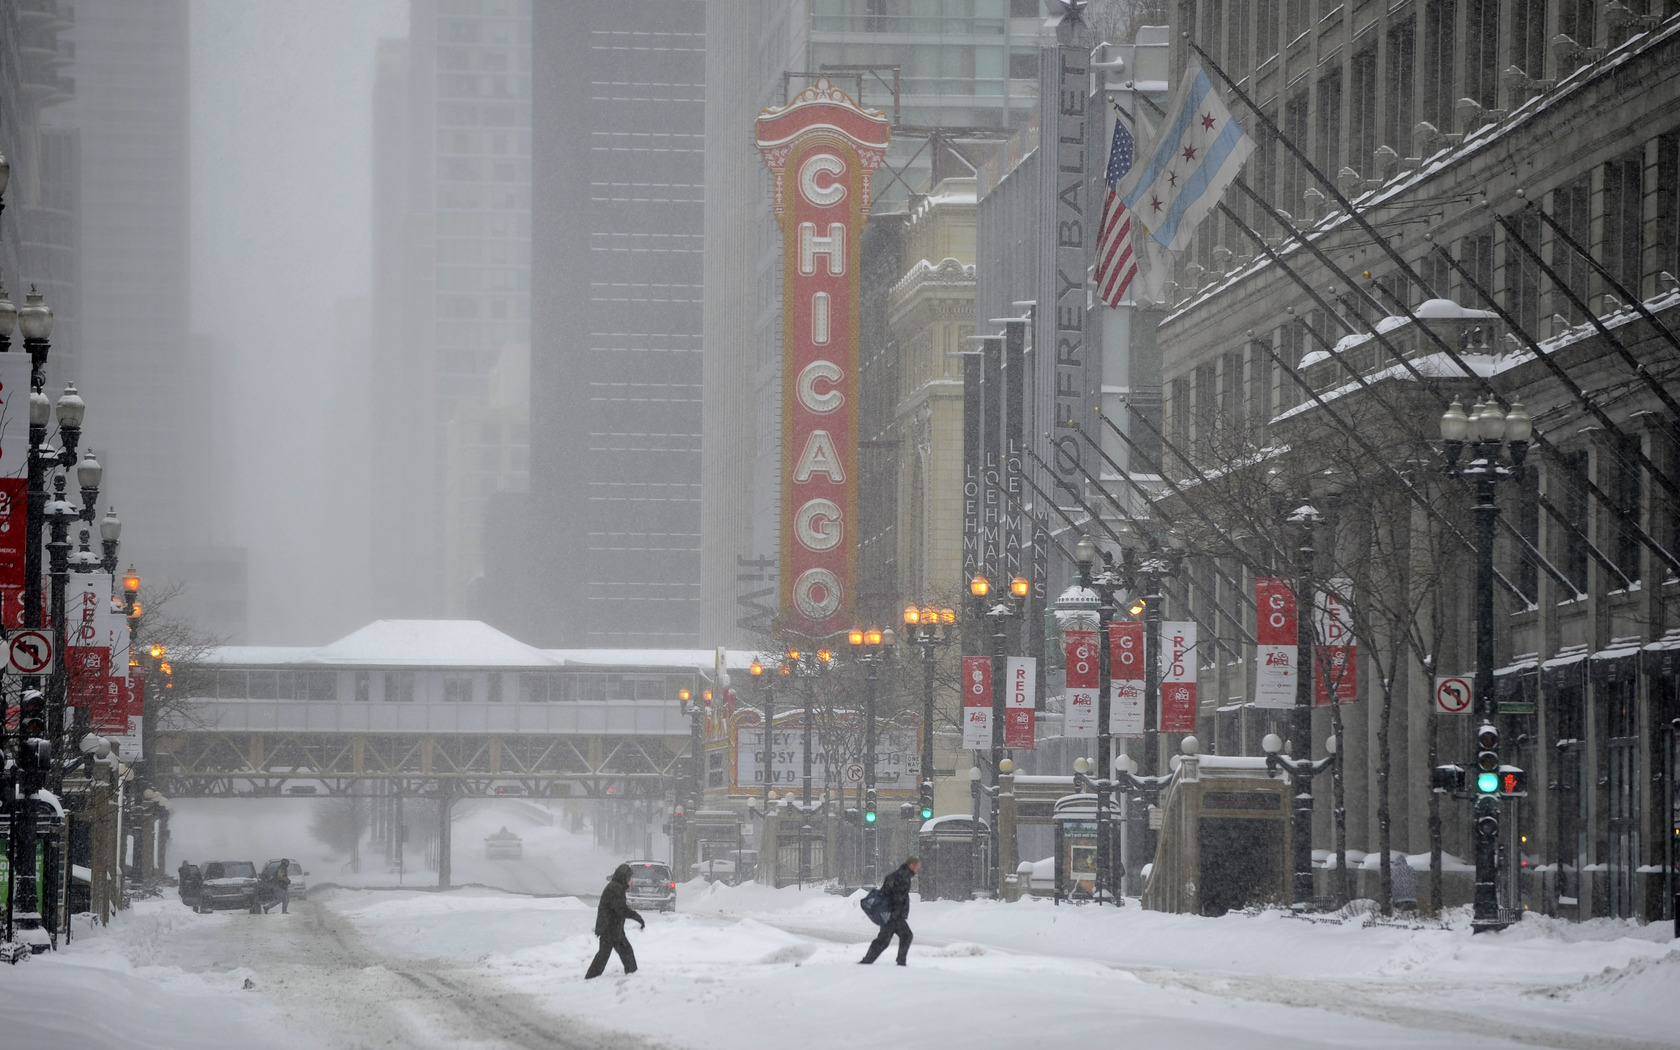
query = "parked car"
xmin=178 ymin=862 xmax=203 ymax=909
xmin=259 ymin=859 xmax=308 ymax=905
xmin=196 ymin=860 xmax=260 ymax=913
xmin=623 ymin=860 xmax=676 ymax=913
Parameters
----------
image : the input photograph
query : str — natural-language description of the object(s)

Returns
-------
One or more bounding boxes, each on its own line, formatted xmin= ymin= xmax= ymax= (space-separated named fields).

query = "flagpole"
xmin=1494 ymin=213 xmax=1680 ymax=425
xmin=1183 ymin=33 xmax=1680 ymax=507
xmin=1526 ymin=202 xmax=1680 ymax=363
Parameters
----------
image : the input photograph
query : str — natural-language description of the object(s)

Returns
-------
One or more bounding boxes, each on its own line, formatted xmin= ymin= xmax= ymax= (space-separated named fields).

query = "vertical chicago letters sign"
xmin=757 ymin=80 xmax=889 ymax=636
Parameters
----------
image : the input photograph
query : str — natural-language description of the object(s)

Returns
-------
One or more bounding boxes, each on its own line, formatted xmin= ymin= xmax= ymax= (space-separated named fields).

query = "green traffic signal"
xmin=920 ymin=806 xmax=933 ymax=820
xmin=1475 ymin=770 xmax=1499 ymax=793
xmin=864 ymin=810 xmax=877 ymax=823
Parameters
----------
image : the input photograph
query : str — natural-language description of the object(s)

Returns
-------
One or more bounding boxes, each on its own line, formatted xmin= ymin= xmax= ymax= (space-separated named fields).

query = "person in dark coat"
xmin=263 ymin=859 xmax=292 ymax=914
xmin=860 ymin=857 xmax=919 ymax=965
xmin=585 ymin=863 xmax=645 ymax=978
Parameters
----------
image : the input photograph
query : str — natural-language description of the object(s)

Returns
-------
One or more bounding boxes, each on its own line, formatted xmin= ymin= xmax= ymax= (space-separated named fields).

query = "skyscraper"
xmin=517 ymin=1 xmax=706 ymax=647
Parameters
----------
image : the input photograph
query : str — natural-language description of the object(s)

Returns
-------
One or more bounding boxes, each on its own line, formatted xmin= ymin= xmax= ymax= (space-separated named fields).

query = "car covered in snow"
xmin=623 ymin=860 xmax=676 ymax=913
xmin=196 ymin=860 xmax=261 ymax=913
xmin=484 ymin=826 xmax=523 ymax=860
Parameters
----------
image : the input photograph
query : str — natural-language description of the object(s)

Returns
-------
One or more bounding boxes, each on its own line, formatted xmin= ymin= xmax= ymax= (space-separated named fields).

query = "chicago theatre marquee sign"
xmin=757 ymin=80 xmax=889 ymax=636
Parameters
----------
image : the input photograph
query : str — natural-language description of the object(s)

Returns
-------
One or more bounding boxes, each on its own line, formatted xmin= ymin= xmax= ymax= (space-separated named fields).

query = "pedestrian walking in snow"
xmin=860 ymin=857 xmax=919 ymax=966
xmin=1390 ymin=852 xmax=1419 ymax=913
xmin=585 ymin=863 xmax=645 ymax=978
xmin=263 ymin=858 xmax=291 ymax=914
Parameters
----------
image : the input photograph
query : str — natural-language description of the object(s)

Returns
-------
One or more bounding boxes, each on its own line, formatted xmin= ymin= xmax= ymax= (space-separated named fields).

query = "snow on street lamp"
xmin=903 ymin=602 xmax=955 ymax=828
xmin=1438 ymin=397 xmax=1529 ymax=932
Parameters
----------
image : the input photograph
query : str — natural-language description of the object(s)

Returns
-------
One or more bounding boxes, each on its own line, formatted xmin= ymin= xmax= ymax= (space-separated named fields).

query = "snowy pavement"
xmin=4 ymin=876 xmax=1674 ymax=1050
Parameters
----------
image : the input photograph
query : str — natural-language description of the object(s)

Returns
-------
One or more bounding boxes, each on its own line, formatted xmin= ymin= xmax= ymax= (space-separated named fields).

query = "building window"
xmin=1464 ymin=0 xmax=1499 ymax=109
xmin=1459 ymin=227 xmax=1494 ymax=304
xmin=384 ymin=670 xmax=416 ymax=703
xmin=1551 ymin=176 xmax=1592 ymax=322
xmin=1229 ymin=0 xmax=1251 ymax=80
xmin=1223 ymin=350 xmax=1246 ymax=440
xmin=1284 ymin=91 xmax=1310 ymax=214
xmin=1194 ymin=361 xmax=1219 ymax=460
xmin=1287 ymin=0 xmax=1309 ymax=40
xmin=443 ymin=676 xmax=473 ymax=703
xmin=308 ymin=672 xmax=336 ymax=702
xmin=1278 ymin=321 xmax=1305 ymax=409
xmin=1386 ymin=19 xmax=1416 ymax=155
xmin=1315 ymin=68 xmax=1343 ymax=177
xmin=1511 ymin=0 xmax=1548 ymax=83
xmin=1422 ymin=0 xmax=1457 ymax=134
xmin=1252 ymin=115 xmax=1279 ymax=237
xmin=1169 ymin=376 xmax=1191 ymax=452
xmin=1516 ymin=469 xmax=1540 ymax=600
xmin=1559 ymin=0 xmax=1596 ymax=47
xmin=1658 ymin=134 xmax=1680 ymax=282
xmin=1255 ymin=0 xmax=1279 ymax=64
xmin=1349 ymin=48 xmax=1377 ymax=177
xmin=488 ymin=674 xmax=503 ymax=703
xmin=1603 ymin=150 xmax=1645 ymax=300
xmin=1202 ymin=1 xmax=1224 ymax=82
xmin=1510 ymin=210 xmax=1543 ymax=338
xmin=354 ymin=672 xmax=371 ymax=702
xmin=1252 ymin=337 xmax=1276 ymax=424
xmin=1553 ymin=450 xmax=1590 ymax=594
xmin=1608 ymin=437 xmax=1643 ymax=584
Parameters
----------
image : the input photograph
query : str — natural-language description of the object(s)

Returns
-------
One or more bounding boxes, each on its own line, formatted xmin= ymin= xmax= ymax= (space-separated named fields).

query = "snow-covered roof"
xmin=204 ymin=620 xmax=759 ymax=672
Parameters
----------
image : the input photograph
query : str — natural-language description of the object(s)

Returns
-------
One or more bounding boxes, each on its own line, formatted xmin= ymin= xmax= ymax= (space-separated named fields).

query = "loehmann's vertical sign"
xmin=757 ymin=80 xmax=889 ymax=637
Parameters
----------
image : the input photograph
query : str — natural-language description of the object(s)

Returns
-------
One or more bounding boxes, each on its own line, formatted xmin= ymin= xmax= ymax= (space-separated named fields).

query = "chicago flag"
xmin=1117 ymin=58 xmax=1253 ymax=254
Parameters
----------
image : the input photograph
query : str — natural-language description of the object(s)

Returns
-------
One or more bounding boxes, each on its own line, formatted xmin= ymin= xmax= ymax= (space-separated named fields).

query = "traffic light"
xmin=1475 ymin=724 xmax=1500 ymax=794
xmin=1498 ymin=766 xmax=1527 ymax=797
xmin=918 ymin=780 xmax=934 ymax=821
xmin=19 ymin=737 xmax=52 ymax=793
xmin=1474 ymin=793 xmax=1499 ymax=838
xmin=864 ymin=788 xmax=877 ymax=824
xmin=1431 ymin=764 xmax=1466 ymax=794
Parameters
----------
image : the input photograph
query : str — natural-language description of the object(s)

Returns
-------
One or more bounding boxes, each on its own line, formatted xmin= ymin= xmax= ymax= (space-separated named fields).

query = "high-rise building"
xmin=517 ymin=1 xmax=706 ymax=647
xmin=700 ymin=0 xmax=1043 ymax=645
xmin=371 ymin=1 xmax=533 ymax=620
xmin=59 ymin=0 xmax=196 ymax=569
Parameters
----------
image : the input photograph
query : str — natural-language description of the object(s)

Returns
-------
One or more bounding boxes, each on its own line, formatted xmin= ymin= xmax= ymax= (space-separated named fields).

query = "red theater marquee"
xmin=757 ymin=81 xmax=889 ymax=636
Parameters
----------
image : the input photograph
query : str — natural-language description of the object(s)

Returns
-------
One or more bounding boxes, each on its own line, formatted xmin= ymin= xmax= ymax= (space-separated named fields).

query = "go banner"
xmin=961 ymin=655 xmax=991 ymax=750
xmin=1109 ymin=621 xmax=1145 ymax=737
xmin=1254 ymin=577 xmax=1297 ymax=709
xmin=1063 ymin=630 xmax=1098 ymax=738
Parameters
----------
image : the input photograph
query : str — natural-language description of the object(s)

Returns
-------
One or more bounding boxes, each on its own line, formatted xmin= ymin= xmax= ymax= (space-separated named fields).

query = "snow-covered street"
xmin=5 ymin=867 xmax=1674 ymax=1050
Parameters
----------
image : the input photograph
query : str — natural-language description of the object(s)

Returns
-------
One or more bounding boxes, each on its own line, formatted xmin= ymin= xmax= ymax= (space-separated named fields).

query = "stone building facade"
xmin=1149 ymin=4 xmax=1680 ymax=921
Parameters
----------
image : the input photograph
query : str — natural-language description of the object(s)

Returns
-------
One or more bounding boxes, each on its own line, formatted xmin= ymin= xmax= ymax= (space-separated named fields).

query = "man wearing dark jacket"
xmin=860 ymin=857 xmax=919 ymax=965
xmin=585 ymin=863 xmax=645 ymax=978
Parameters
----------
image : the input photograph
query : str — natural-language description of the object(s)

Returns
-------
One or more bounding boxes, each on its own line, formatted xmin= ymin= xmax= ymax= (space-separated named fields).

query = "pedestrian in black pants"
xmin=585 ymin=863 xmax=644 ymax=979
xmin=860 ymin=857 xmax=919 ymax=966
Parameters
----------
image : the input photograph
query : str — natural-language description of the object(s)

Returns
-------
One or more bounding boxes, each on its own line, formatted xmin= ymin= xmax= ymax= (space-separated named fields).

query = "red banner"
xmin=1314 ymin=581 xmax=1358 ymax=705
xmin=1161 ymin=621 xmax=1198 ymax=734
xmin=1065 ymin=630 xmax=1097 ymax=688
xmin=1254 ymin=577 xmax=1298 ymax=708
xmin=961 ymin=655 xmax=992 ymax=750
xmin=1255 ymin=577 xmax=1296 ymax=645
xmin=1063 ymin=630 xmax=1098 ymax=738
xmin=1004 ymin=656 xmax=1035 ymax=750
xmin=757 ymin=80 xmax=889 ymax=636
xmin=1109 ymin=622 xmax=1145 ymax=736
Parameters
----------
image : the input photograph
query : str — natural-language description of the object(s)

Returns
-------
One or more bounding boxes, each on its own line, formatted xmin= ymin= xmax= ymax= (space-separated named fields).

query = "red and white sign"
xmin=0 ymin=353 xmax=31 ymax=591
xmin=961 ymin=655 xmax=992 ymax=750
xmin=1434 ymin=675 xmax=1473 ymax=715
xmin=66 ymin=571 xmax=112 ymax=709
xmin=1109 ymin=621 xmax=1145 ymax=737
xmin=1161 ymin=621 xmax=1197 ymax=734
xmin=6 ymin=628 xmax=53 ymax=674
xmin=1254 ymin=577 xmax=1297 ymax=709
xmin=1005 ymin=656 xmax=1036 ymax=750
xmin=1313 ymin=579 xmax=1357 ymax=705
xmin=1064 ymin=630 xmax=1098 ymax=738
xmin=757 ymin=80 xmax=889 ymax=636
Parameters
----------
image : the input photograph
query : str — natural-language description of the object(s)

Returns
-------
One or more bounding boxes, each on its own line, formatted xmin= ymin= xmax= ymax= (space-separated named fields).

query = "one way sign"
xmin=8 ymin=629 xmax=56 ymax=675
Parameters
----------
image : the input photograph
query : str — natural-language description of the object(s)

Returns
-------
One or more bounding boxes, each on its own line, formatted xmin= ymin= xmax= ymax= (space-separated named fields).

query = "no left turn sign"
xmin=1434 ymin=676 xmax=1473 ymax=715
xmin=7 ymin=630 xmax=55 ymax=675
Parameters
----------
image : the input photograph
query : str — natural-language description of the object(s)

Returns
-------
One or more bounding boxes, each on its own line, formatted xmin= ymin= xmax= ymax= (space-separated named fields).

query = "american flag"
xmin=1093 ymin=115 xmax=1138 ymax=306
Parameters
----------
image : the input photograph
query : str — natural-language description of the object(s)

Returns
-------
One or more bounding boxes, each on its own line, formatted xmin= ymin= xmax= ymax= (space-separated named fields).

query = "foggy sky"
xmin=191 ymin=0 xmax=406 ymax=643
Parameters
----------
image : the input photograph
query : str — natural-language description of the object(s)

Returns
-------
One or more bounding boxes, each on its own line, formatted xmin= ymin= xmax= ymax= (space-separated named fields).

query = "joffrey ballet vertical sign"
xmin=757 ymin=80 xmax=889 ymax=635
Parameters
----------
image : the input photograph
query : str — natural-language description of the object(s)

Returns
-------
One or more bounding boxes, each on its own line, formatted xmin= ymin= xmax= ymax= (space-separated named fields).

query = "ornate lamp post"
xmin=1439 ymin=396 xmax=1530 ymax=932
xmin=901 ymin=604 xmax=956 ymax=825
xmin=780 ymin=648 xmax=834 ymax=888
xmin=847 ymin=625 xmax=893 ymax=884
xmin=967 ymin=571 xmax=1030 ymax=892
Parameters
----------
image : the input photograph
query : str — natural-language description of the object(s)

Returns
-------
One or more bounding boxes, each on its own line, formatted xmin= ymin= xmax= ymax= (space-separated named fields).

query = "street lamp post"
xmin=780 ymin=648 xmax=833 ymax=888
xmin=1285 ymin=498 xmax=1322 ymax=906
xmin=967 ymin=572 xmax=1029 ymax=893
xmin=902 ymin=605 xmax=956 ymax=826
xmin=1439 ymin=397 xmax=1530 ymax=932
xmin=847 ymin=626 xmax=893 ymax=884
xmin=1072 ymin=532 xmax=1129 ymax=904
